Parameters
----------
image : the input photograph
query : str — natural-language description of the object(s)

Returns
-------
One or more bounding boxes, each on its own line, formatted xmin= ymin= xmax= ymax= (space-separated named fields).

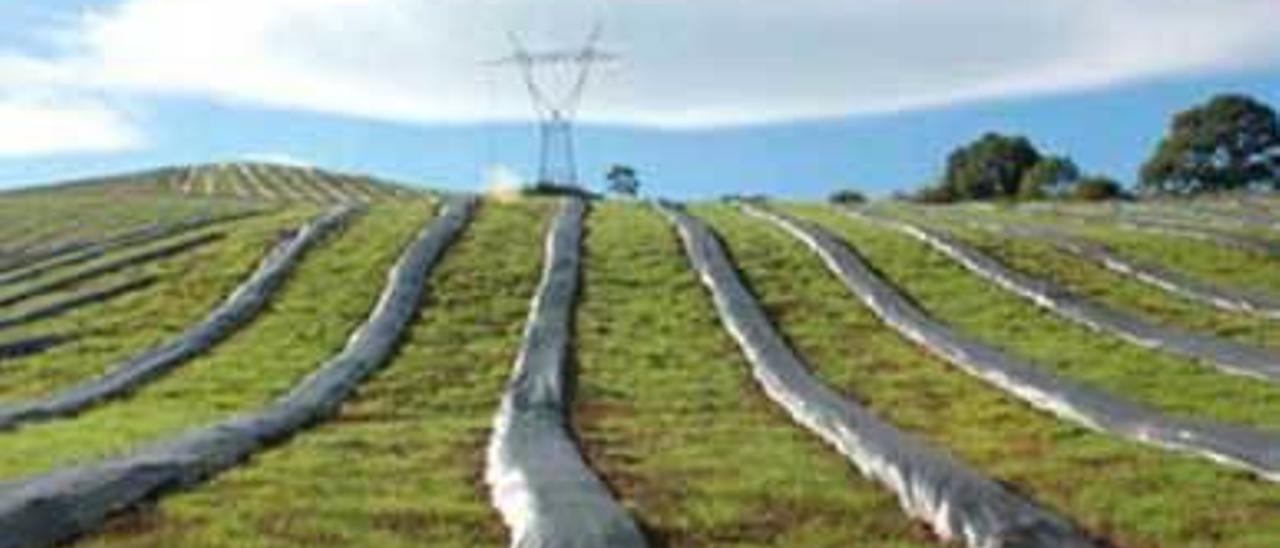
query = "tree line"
xmin=832 ymin=93 xmax=1280 ymax=204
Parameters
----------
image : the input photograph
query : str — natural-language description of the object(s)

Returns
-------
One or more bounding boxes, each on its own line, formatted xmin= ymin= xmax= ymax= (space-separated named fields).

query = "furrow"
xmin=713 ymin=204 xmax=1280 ymax=545
xmin=285 ymin=170 xmax=330 ymax=204
xmin=1090 ymin=214 xmax=1280 ymax=257
xmin=485 ymin=198 xmax=648 ymax=548
xmin=0 ymin=277 xmax=156 ymax=332
xmin=665 ymin=203 xmax=1093 ymax=548
xmin=256 ymin=165 xmax=305 ymax=202
xmin=0 ymin=334 xmax=78 ymax=362
xmin=75 ymin=200 xmax=550 ymax=547
xmin=0 ymin=196 xmax=474 ymax=548
xmin=752 ymin=204 xmax=1280 ymax=482
xmin=967 ymin=218 xmax=1280 ymax=318
xmin=0 ymin=211 xmax=259 ymax=288
xmin=0 ymin=233 xmax=225 ymax=310
xmin=307 ymin=170 xmax=354 ymax=203
xmin=857 ymin=210 xmax=1280 ymax=383
xmin=326 ymin=173 xmax=375 ymax=202
xmin=573 ymin=203 xmax=942 ymax=546
xmin=235 ymin=164 xmax=279 ymax=202
xmin=0 ymin=206 xmax=358 ymax=431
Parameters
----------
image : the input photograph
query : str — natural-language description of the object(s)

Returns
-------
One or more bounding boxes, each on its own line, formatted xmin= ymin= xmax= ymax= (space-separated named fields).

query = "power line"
xmin=488 ymin=24 xmax=616 ymax=187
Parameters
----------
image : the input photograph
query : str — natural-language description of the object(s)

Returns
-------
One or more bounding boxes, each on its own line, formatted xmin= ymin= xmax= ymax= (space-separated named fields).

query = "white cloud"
xmin=2 ymin=0 xmax=1278 ymax=129
xmin=0 ymin=96 xmax=143 ymax=157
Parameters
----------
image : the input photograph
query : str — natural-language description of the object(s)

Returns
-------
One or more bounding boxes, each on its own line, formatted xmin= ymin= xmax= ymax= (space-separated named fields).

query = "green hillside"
xmin=3 ymin=169 xmax=1280 ymax=547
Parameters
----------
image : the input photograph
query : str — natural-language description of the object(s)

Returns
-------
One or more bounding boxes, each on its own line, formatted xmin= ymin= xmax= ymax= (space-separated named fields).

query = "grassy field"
xmin=81 ymin=200 xmax=553 ymax=548
xmin=699 ymin=204 xmax=1280 ymax=547
xmin=961 ymin=204 xmax=1280 ymax=296
xmin=0 ymin=203 xmax=430 ymax=480
xmin=1065 ymin=222 xmax=1280 ymax=296
xmin=1084 ymin=226 xmax=1280 ymax=294
xmin=930 ymin=219 xmax=1280 ymax=348
xmin=792 ymin=205 xmax=1280 ymax=430
xmin=0 ymin=209 xmax=317 ymax=393
xmin=573 ymin=203 xmax=933 ymax=547
xmin=7 ymin=170 xmax=1280 ymax=546
xmin=0 ymin=191 xmax=249 ymax=257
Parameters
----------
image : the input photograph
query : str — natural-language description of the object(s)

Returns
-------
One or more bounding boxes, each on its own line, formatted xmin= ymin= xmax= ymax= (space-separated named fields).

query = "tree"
xmin=829 ymin=189 xmax=867 ymax=205
xmin=606 ymin=164 xmax=640 ymax=197
xmin=1140 ymin=94 xmax=1280 ymax=194
xmin=1018 ymin=156 xmax=1081 ymax=199
xmin=941 ymin=133 xmax=1042 ymax=200
xmin=1071 ymin=176 xmax=1123 ymax=201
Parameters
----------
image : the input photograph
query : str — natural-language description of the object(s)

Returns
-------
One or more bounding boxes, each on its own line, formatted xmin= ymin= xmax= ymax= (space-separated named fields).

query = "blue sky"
xmin=2 ymin=1 xmax=1279 ymax=199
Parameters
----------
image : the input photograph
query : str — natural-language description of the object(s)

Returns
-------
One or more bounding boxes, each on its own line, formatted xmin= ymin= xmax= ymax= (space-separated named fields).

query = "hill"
xmin=1 ymin=162 xmax=429 ymax=204
xmin=0 ymin=176 xmax=1279 ymax=546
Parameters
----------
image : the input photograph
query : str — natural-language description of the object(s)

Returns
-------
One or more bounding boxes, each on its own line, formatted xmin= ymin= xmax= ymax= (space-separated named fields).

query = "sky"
xmin=1 ymin=0 xmax=1278 ymax=199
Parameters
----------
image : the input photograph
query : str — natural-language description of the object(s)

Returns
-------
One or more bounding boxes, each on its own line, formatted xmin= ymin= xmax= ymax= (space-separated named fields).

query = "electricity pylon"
xmin=490 ymin=25 xmax=615 ymax=187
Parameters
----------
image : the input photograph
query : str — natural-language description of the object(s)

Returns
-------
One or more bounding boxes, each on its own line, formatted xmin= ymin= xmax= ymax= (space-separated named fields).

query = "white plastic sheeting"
xmin=746 ymin=204 xmax=1280 ymax=481
xmin=855 ymin=210 xmax=1280 ymax=383
xmin=0 ymin=232 xmax=225 ymax=309
xmin=0 ymin=211 xmax=262 ymax=288
xmin=485 ymin=199 xmax=647 ymax=548
xmin=0 ymin=334 xmax=77 ymax=362
xmin=0 ymin=206 xmax=358 ymax=431
xmin=0 ymin=196 xmax=473 ymax=548
xmin=965 ymin=219 xmax=1280 ymax=319
xmin=1069 ymin=200 xmax=1280 ymax=233
xmin=664 ymin=203 xmax=1094 ymax=548
xmin=0 ymin=277 xmax=157 ymax=332
xmin=0 ymin=210 xmax=260 ymax=279
xmin=1064 ymin=211 xmax=1280 ymax=258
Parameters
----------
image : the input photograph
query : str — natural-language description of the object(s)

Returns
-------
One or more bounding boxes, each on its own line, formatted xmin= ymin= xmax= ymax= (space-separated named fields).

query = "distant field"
xmin=3 ymin=167 xmax=1280 ymax=547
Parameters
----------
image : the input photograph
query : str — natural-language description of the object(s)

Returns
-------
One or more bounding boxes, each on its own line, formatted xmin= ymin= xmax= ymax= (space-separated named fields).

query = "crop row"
xmin=2 ymin=197 xmax=1280 ymax=546
xmin=165 ymin=163 xmax=422 ymax=204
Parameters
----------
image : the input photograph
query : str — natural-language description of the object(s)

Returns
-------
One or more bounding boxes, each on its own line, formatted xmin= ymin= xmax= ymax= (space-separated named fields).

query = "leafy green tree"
xmin=942 ymin=133 xmax=1042 ymax=200
xmin=1018 ymin=156 xmax=1081 ymax=199
xmin=1140 ymin=94 xmax=1280 ymax=194
xmin=606 ymin=164 xmax=640 ymax=197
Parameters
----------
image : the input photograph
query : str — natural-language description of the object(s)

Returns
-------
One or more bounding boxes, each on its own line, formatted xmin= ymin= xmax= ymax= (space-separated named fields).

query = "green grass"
xmin=929 ymin=219 xmax=1280 ymax=351
xmin=4 ymin=193 xmax=1280 ymax=545
xmin=572 ymin=204 xmax=934 ymax=547
xmin=0 ymin=203 xmax=431 ymax=481
xmin=1 ymin=225 xmax=233 ymax=306
xmin=697 ymin=204 xmax=1280 ymax=547
xmin=0 ymin=208 xmax=318 ymax=399
xmin=0 ymin=191 xmax=250 ymax=254
xmin=966 ymin=204 xmax=1280 ymax=296
xmin=1070 ymin=223 xmax=1280 ymax=297
xmin=80 ymin=200 xmax=554 ymax=548
xmin=790 ymin=205 xmax=1280 ymax=430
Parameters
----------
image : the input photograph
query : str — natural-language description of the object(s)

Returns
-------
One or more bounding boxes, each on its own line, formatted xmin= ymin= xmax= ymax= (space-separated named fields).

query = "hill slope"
xmin=1 ymin=181 xmax=1280 ymax=546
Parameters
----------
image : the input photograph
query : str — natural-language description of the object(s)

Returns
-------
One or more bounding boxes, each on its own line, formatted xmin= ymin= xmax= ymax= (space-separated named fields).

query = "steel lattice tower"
xmin=491 ymin=26 xmax=615 ymax=187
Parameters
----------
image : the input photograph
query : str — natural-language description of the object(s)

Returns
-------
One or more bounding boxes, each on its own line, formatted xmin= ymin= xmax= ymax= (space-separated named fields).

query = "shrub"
xmin=829 ymin=189 xmax=867 ymax=204
xmin=1071 ymin=177 xmax=1124 ymax=201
